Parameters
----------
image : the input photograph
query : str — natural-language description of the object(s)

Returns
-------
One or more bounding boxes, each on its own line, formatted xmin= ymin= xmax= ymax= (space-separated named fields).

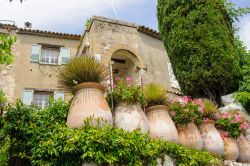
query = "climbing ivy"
xmin=0 ymin=34 xmax=15 ymax=65
xmin=157 ymin=0 xmax=249 ymax=105
xmin=0 ymin=100 xmax=220 ymax=166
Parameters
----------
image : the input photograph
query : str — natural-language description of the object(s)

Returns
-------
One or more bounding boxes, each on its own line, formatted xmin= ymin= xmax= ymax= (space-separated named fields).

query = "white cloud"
xmin=0 ymin=0 xmax=144 ymax=34
xmin=238 ymin=15 xmax=250 ymax=50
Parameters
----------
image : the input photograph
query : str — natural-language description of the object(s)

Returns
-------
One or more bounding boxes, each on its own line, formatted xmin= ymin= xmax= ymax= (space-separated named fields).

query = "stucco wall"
xmin=13 ymin=34 xmax=79 ymax=99
xmin=80 ymin=16 xmax=174 ymax=90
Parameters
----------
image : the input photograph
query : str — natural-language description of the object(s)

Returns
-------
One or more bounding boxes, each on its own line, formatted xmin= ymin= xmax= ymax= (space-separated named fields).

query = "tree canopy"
xmin=157 ymin=0 xmax=249 ymax=105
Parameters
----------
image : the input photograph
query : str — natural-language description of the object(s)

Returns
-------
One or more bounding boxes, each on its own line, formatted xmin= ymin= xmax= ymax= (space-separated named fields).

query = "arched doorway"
xmin=110 ymin=49 xmax=141 ymax=85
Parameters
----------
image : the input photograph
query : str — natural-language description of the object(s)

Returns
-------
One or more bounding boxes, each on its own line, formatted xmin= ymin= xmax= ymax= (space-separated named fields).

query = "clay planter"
xmin=223 ymin=137 xmax=239 ymax=161
xmin=237 ymin=135 xmax=250 ymax=163
xmin=114 ymin=102 xmax=149 ymax=133
xmin=199 ymin=122 xmax=224 ymax=156
xmin=67 ymin=82 xmax=113 ymax=128
xmin=178 ymin=123 xmax=203 ymax=150
xmin=145 ymin=105 xmax=178 ymax=143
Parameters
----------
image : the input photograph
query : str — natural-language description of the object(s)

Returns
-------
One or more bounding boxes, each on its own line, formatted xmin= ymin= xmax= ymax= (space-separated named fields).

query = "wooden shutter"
xmin=22 ymin=89 xmax=34 ymax=105
xmin=54 ymin=91 xmax=65 ymax=101
xmin=30 ymin=44 xmax=41 ymax=62
xmin=60 ymin=47 xmax=70 ymax=64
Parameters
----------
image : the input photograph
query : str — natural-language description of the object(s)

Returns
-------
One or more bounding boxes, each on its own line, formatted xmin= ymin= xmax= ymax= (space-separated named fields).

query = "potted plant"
xmin=169 ymin=96 xmax=203 ymax=150
xmin=109 ymin=77 xmax=149 ymax=133
xmin=199 ymin=99 xmax=224 ymax=156
xmin=143 ymin=83 xmax=178 ymax=143
xmin=58 ymin=56 xmax=112 ymax=128
xmin=216 ymin=111 xmax=250 ymax=162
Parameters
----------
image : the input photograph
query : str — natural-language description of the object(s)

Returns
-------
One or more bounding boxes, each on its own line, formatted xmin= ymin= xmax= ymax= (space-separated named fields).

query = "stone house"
xmin=0 ymin=16 xmax=180 ymax=109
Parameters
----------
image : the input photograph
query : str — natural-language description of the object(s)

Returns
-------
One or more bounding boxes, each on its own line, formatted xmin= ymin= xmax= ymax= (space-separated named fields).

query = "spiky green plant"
xmin=58 ymin=56 xmax=108 ymax=91
xmin=144 ymin=83 xmax=167 ymax=106
xmin=204 ymin=99 xmax=218 ymax=120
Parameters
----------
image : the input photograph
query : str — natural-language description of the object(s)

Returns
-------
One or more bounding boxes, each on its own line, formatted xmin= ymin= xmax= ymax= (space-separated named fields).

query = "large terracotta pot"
xmin=145 ymin=105 xmax=178 ymax=143
xmin=67 ymin=82 xmax=113 ymax=128
xmin=178 ymin=123 xmax=203 ymax=150
xmin=237 ymin=135 xmax=250 ymax=163
xmin=223 ymin=137 xmax=239 ymax=161
xmin=199 ymin=122 xmax=224 ymax=156
xmin=114 ymin=102 xmax=149 ymax=133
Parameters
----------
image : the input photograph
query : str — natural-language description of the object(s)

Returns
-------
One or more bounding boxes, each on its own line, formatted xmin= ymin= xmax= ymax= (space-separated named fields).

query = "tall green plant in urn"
xmin=58 ymin=56 xmax=112 ymax=128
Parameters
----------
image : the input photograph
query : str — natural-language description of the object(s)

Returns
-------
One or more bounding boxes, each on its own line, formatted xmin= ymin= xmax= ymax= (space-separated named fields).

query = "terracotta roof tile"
xmin=17 ymin=28 xmax=81 ymax=40
xmin=137 ymin=26 xmax=160 ymax=39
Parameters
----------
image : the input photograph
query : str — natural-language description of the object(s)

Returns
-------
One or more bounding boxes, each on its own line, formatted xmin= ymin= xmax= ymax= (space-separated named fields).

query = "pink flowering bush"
xmin=169 ymin=96 xmax=204 ymax=127
xmin=215 ymin=111 xmax=249 ymax=139
xmin=107 ymin=77 xmax=146 ymax=107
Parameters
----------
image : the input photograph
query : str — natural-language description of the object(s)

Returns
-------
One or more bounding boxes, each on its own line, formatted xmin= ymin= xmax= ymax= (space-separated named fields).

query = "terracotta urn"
xmin=223 ymin=137 xmax=239 ymax=161
xmin=145 ymin=105 xmax=178 ymax=143
xmin=114 ymin=102 xmax=149 ymax=133
xmin=199 ymin=122 xmax=224 ymax=156
xmin=237 ymin=135 xmax=250 ymax=163
xmin=67 ymin=82 xmax=113 ymax=128
xmin=178 ymin=123 xmax=203 ymax=150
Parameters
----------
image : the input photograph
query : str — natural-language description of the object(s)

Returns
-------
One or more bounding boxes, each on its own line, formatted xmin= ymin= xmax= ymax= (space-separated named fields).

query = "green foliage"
xmin=85 ymin=19 xmax=91 ymax=30
xmin=108 ymin=77 xmax=147 ymax=107
xmin=157 ymin=0 xmax=244 ymax=105
xmin=0 ymin=136 xmax=10 ymax=166
xmin=144 ymin=83 xmax=167 ymax=106
xmin=235 ymin=47 xmax=250 ymax=112
xmin=215 ymin=111 xmax=249 ymax=139
xmin=169 ymin=97 xmax=204 ymax=127
xmin=58 ymin=56 xmax=108 ymax=91
xmin=0 ymin=100 xmax=220 ymax=165
xmin=0 ymin=34 xmax=15 ymax=65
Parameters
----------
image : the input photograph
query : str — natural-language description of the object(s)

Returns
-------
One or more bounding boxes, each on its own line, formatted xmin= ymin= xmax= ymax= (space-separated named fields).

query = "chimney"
xmin=24 ymin=22 xmax=32 ymax=29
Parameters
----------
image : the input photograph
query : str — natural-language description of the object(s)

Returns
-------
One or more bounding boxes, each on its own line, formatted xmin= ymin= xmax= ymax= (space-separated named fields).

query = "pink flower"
xmin=188 ymin=123 xmax=192 ymax=128
xmin=235 ymin=113 xmax=243 ymax=122
xmin=220 ymin=131 xmax=228 ymax=139
xmin=183 ymin=96 xmax=190 ymax=102
xmin=184 ymin=109 xmax=189 ymax=113
xmin=111 ymin=84 xmax=116 ymax=89
xmin=221 ymin=112 xmax=229 ymax=118
xmin=240 ymin=122 xmax=249 ymax=130
xmin=115 ymin=76 xmax=121 ymax=81
xmin=198 ymin=107 xmax=204 ymax=113
xmin=126 ymin=77 xmax=133 ymax=82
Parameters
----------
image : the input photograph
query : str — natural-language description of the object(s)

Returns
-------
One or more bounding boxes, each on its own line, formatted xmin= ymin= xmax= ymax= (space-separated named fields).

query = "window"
xmin=30 ymin=44 xmax=70 ymax=65
xmin=33 ymin=92 xmax=50 ymax=109
xmin=22 ymin=89 xmax=65 ymax=109
xmin=40 ymin=47 xmax=59 ymax=64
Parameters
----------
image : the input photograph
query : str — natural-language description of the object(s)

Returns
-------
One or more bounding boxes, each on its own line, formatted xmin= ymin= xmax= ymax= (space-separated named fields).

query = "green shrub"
xmin=144 ymin=83 xmax=167 ymax=107
xmin=58 ymin=56 xmax=108 ymax=91
xmin=0 ymin=100 xmax=220 ymax=166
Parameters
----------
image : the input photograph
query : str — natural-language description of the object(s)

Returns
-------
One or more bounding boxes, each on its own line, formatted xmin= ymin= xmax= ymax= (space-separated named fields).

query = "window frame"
xmin=40 ymin=46 xmax=60 ymax=65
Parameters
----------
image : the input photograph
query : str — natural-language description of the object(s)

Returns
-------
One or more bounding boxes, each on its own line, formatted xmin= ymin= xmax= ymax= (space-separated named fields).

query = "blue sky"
xmin=0 ymin=0 xmax=249 ymax=48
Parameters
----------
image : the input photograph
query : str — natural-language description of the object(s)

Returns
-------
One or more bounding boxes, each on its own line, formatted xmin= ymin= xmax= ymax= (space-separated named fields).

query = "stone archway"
xmin=103 ymin=44 xmax=146 ymax=69
xmin=104 ymin=44 xmax=145 ymax=85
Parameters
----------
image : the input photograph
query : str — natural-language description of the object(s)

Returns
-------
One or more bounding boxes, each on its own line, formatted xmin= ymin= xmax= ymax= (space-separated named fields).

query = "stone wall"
xmin=0 ymin=65 xmax=15 ymax=101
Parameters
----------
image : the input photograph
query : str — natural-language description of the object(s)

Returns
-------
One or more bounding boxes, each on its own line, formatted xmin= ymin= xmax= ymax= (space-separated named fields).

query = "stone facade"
xmin=0 ymin=16 xmax=181 ymax=103
xmin=78 ymin=16 xmax=180 ymax=93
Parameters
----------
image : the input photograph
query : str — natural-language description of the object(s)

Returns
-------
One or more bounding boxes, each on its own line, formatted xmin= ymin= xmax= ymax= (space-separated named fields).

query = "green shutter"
xmin=30 ymin=44 xmax=41 ymax=62
xmin=54 ymin=91 xmax=65 ymax=101
xmin=22 ymin=89 xmax=34 ymax=105
xmin=60 ymin=47 xmax=70 ymax=64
